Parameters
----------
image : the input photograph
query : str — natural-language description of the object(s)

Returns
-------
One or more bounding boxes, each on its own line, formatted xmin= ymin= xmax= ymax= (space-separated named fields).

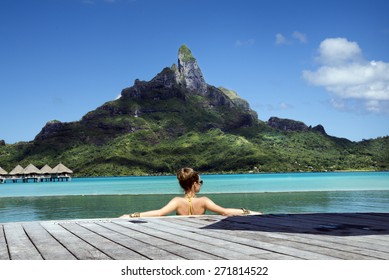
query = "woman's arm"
xmin=203 ymin=197 xmax=261 ymax=216
xmin=120 ymin=197 xmax=180 ymax=218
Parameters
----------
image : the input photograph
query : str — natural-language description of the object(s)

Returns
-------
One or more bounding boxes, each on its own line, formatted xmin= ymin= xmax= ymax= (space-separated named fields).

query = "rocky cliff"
xmin=35 ymin=45 xmax=258 ymax=146
xmin=173 ymin=45 xmax=208 ymax=95
xmin=268 ymin=117 xmax=327 ymax=135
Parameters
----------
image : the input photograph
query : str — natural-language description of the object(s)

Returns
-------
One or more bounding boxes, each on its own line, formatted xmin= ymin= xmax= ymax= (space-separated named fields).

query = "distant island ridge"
xmin=0 ymin=45 xmax=388 ymax=176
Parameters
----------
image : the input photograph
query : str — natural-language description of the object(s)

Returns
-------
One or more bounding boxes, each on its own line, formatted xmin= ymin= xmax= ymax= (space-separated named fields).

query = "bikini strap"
xmin=187 ymin=197 xmax=193 ymax=215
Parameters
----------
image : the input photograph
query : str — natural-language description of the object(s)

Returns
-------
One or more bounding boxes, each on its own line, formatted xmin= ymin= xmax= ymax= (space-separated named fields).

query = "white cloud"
xmin=366 ymin=100 xmax=381 ymax=113
xmin=317 ymin=38 xmax=362 ymax=65
xmin=275 ymin=31 xmax=307 ymax=45
xmin=292 ymin=31 xmax=307 ymax=43
xmin=266 ymin=102 xmax=294 ymax=111
xmin=329 ymin=98 xmax=346 ymax=110
xmin=235 ymin=39 xmax=255 ymax=47
xmin=275 ymin=33 xmax=288 ymax=45
xmin=279 ymin=102 xmax=293 ymax=110
xmin=303 ymin=38 xmax=389 ymax=113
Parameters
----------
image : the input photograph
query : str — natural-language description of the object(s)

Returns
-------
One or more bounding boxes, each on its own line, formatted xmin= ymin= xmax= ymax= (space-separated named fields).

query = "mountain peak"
xmin=178 ymin=45 xmax=195 ymax=63
xmin=174 ymin=45 xmax=207 ymax=95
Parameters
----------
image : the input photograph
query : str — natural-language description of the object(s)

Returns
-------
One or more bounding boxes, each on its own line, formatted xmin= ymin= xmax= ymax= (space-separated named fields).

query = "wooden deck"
xmin=1 ymin=175 xmax=71 ymax=183
xmin=1 ymin=213 xmax=389 ymax=260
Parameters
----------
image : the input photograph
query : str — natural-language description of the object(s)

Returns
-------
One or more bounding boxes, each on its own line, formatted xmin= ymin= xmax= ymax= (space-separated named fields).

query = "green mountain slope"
xmin=1 ymin=46 xmax=388 ymax=176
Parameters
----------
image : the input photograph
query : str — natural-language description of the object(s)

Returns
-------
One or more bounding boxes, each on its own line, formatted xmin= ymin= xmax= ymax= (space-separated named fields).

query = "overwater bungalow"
xmin=0 ymin=166 xmax=8 ymax=183
xmin=1 ymin=163 xmax=73 ymax=183
xmin=51 ymin=163 xmax=73 ymax=181
xmin=9 ymin=165 xmax=24 ymax=182
xmin=39 ymin=164 xmax=53 ymax=182
xmin=23 ymin=163 xmax=42 ymax=182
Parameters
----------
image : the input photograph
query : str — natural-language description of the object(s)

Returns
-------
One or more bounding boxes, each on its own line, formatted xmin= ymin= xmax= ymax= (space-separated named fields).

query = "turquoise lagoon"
xmin=0 ymin=172 xmax=388 ymax=223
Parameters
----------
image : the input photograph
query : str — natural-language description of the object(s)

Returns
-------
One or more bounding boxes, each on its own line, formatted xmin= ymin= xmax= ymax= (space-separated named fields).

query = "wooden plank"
xmin=184 ymin=217 xmax=387 ymax=259
xmin=1 ymin=214 xmax=388 ymax=260
xmin=173 ymin=217 xmax=305 ymax=260
xmin=232 ymin=214 xmax=389 ymax=246
xmin=171 ymin=220 xmax=358 ymax=259
xmin=189 ymin=216 xmax=347 ymax=260
xmin=137 ymin=218 xmax=256 ymax=259
xmin=3 ymin=223 xmax=42 ymax=260
xmin=150 ymin=218 xmax=284 ymax=258
xmin=141 ymin=217 xmax=335 ymax=260
xmin=60 ymin=222 xmax=148 ymax=260
xmin=40 ymin=222 xmax=111 ymax=260
xmin=271 ymin=231 xmax=389 ymax=259
xmin=221 ymin=227 xmax=379 ymax=259
xmin=284 ymin=219 xmax=389 ymax=259
xmin=255 ymin=215 xmax=386 ymax=258
xmin=114 ymin=220 xmax=228 ymax=259
xmin=112 ymin=221 xmax=222 ymax=260
xmin=277 ymin=230 xmax=389 ymax=258
xmin=85 ymin=221 xmax=186 ymax=260
xmin=284 ymin=214 xmax=389 ymax=246
xmin=360 ymin=234 xmax=389 ymax=245
xmin=113 ymin=219 xmax=225 ymax=259
xmin=0 ymin=224 xmax=10 ymax=260
xmin=260 ymin=214 xmax=389 ymax=252
xmin=170 ymin=217 xmax=343 ymax=260
xmin=155 ymin=217 xmax=303 ymax=260
xmin=22 ymin=222 xmax=76 ymax=260
xmin=108 ymin=220 xmax=185 ymax=248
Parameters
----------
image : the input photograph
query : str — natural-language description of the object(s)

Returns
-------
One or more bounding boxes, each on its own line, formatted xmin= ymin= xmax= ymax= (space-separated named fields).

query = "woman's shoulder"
xmin=173 ymin=196 xmax=212 ymax=203
xmin=196 ymin=196 xmax=213 ymax=203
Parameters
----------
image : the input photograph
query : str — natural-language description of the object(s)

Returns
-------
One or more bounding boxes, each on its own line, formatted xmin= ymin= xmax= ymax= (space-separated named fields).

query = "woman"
xmin=120 ymin=167 xmax=261 ymax=218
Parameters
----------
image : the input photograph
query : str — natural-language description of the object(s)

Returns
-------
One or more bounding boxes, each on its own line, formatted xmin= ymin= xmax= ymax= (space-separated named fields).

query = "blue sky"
xmin=1 ymin=0 xmax=388 ymax=143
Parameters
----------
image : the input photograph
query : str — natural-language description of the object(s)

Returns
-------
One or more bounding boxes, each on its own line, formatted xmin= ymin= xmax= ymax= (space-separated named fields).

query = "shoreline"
xmin=1 ymin=171 xmax=388 ymax=199
xmin=2 ymin=169 xmax=385 ymax=182
xmin=68 ymin=169 xmax=387 ymax=179
xmin=1 ymin=188 xmax=389 ymax=200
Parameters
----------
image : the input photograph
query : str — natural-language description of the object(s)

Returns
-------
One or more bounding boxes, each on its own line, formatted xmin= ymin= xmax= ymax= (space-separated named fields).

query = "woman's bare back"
xmin=175 ymin=197 xmax=207 ymax=215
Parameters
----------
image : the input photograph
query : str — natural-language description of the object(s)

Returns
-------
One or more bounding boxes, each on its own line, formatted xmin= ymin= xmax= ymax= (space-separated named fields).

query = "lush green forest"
xmin=1 ymin=120 xmax=388 ymax=177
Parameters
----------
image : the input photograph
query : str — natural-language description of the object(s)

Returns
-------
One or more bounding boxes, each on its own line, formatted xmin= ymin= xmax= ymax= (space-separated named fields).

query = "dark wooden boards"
xmin=0 ymin=213 xmax=388 ymax=260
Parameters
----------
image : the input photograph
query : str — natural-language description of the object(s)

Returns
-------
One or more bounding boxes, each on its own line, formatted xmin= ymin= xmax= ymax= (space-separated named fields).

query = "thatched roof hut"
xmin=0 ymin=166 xmax=8 ymax=176
xmin=9 ymin=165 xmax=24 ymax=176
xmin=40 ymin=164 xmax=53 ymax=175
xmin=24 ymin=163 xmax=41 ymax=175
xmin=52 ymin=163 xmax=73 ymax=175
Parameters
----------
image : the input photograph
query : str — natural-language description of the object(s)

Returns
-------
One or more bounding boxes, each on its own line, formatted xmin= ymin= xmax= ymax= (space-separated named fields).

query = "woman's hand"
xmin=119 ymin=214 xmax=131 ymax=218
xmin=247 ymin=210 xmax=262 ymax=215
xmin=119 ymin=212 xmax=141 ymax=218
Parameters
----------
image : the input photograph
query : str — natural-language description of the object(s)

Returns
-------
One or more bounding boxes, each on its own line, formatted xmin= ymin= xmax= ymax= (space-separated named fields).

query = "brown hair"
xmin=176 ymin=167 xmax=199 ymax=192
